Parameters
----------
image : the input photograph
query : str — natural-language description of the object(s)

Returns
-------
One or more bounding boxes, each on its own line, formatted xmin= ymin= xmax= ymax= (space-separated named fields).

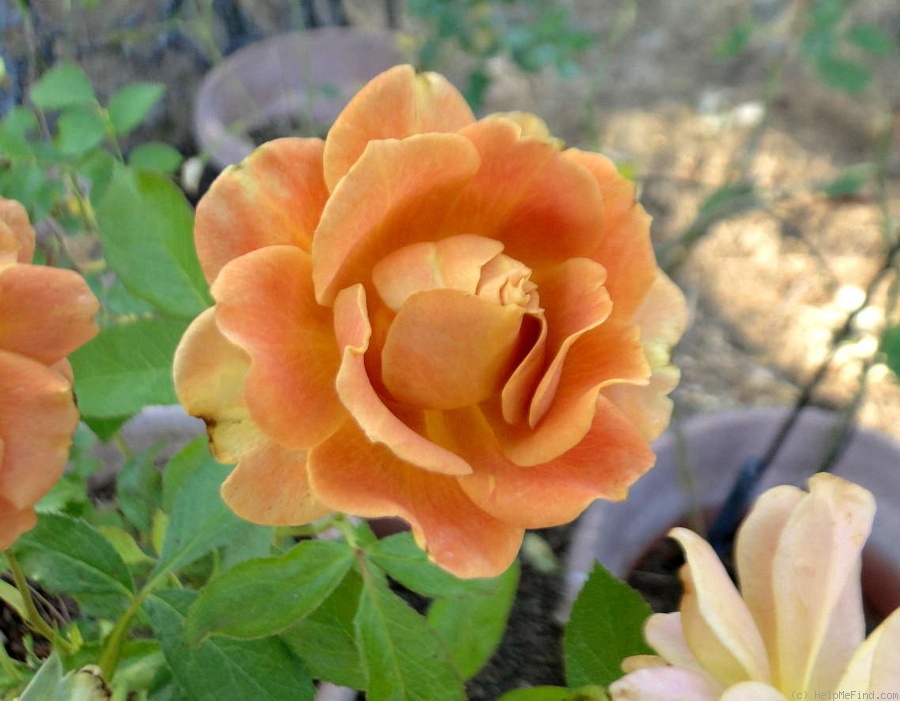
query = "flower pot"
xmin=563 ymin=407 xmax=900 ymax=619
xmin=193 ymin=27 xmax=405 ymax=170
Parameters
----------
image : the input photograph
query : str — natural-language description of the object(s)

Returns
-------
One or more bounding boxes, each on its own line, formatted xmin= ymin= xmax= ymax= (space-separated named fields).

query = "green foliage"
xmin=407 ymin=0 xmax=593 ymax=109
xmin=880 ymin=325 xmax=900 ymax=378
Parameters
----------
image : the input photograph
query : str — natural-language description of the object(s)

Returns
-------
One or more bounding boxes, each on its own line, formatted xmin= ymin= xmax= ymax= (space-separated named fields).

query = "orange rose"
xmin=174 ymin=65 xmax=687 ymax=578
xmin=0 ymin=197 xmax=99 ymax=549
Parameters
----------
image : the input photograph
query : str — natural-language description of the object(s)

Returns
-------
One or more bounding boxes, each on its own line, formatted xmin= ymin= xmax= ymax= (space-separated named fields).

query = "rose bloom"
xmin=174 ymin=65 xmax=687 ymax=578
xmin=610 ymin=473 xmax=900 ymax=700
xmin=0 ymin=197 xmax=99 ymax=549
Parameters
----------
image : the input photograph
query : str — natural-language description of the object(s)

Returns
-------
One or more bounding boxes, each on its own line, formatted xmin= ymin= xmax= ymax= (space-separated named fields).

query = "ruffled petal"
xmin=451 ymin=117 xmax=605 ymax=270
xmin=836 ymin=607 xmax=900 ymax=691
xmin=212 ymin=246 xmax=344 ymax=450
xmin=769 ymin=473 xmax=873 ymax=692
xmin=220 ymin=439 xmax=330 ymax=525
xmin=0 ymin=263 xmax=99 ymax=365
xmin=332 ymin=284 xmax=472 ymax=475
xmin=313 ymin=133 xmax=480 ymax=305
xmin=173 ymin=308 xmax=261 ymax=463
xmin=0 ymin=350 xmax=78 ymax=509
xmin=0 ymin=197 xmax=35 ymax=263
xmin=563 ymin=149 xmax=657 ymax=320
xmin=381 ymin=289 xmax=528 ymax=410
xmin=195 ymin=138 xmax=329 ymax=284
xmin=489 ymin=319 xmax=649 ymax=466
xmin=307 ymin=419 xmax=522 ymax=579
xmin=609 ymin=667 xmax=719 ymax=701
xmin=671 ymin=527 xmax=771 ymax=686
xmin=453 ymin=397 xmax=655 ymax=528
xmin=323 ymin=64 xmax=475 ymax=191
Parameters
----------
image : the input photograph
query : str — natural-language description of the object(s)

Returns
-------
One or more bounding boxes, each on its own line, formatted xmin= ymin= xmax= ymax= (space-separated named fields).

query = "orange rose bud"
xmin=175 ymin=65 xmax=688 ymax=578
xmin=0 ymin=197 xmax=99 ymax=549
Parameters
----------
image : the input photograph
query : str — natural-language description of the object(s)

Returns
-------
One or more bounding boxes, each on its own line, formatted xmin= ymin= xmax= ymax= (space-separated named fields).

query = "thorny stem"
xmin=4 ymin=552 xmax=75 ymax=656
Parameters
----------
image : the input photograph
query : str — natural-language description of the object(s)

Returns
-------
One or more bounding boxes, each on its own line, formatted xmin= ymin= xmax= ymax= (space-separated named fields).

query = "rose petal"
xmin=0 ymin=263 xmax=99 ymax=365
xmin=720 ymin=682 xmax=788 ymax=701
xmin=307 ymin=419 xmax=522 ymax=578
xmin=381 ymin=289 xmax=528 ymax=410
xmin=313 ymin=133 xmax=480 ymax=305
xmin=333 ymin=284 xmax=472 ymax=475
xmin=629 ymin=272 xmax=690 ymax=369
xmin=371 ymin=235 xmax=505 ymax=311
xmin=602 ymin=365 xmax=680 ymax=442
xmin=221 ymin=439 xmax=330 ymax=525
xmin=453 ymin=397 xmax=655 ymax=528
xmin=452 ymin=117 xmax=605 ymax=270
xmin=490 ymin=318 xmax=649 ymax=466
xmin=0 ymin=197 xmax=35 ymax=263
xmin=563 ymin=149 xmax=657 ymax=320
xmin=609 ymin=667 xmax=719 ymax=701
xmin=212 ymin=246 xmax=344 ymax=450
xmin=770 ymin=473 xmax=874 ymax=692
xmin=173 ymin=308 xmax=262 ymax=463
xmin=0 ymin=350 xmax=78 ymax=508
xmin=195 ymin=138 xmax=329 ymax=284
xmin=836 ymin=607 xmax=900 ymax=691
xmin=0 ymin=494 xmax=37 ymax=550
xmin=323 ymin=64 xmax=475 ymax=191
xmin=671 ymin=527 xmax=771 ymax=685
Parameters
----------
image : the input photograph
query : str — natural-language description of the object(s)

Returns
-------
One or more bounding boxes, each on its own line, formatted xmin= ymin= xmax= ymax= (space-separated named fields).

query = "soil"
xmin=4 ymin=0 xmax=900 ymax=697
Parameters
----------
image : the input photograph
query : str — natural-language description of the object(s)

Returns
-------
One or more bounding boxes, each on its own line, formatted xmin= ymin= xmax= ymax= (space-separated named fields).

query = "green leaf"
xmin=564 ymin=562 xmax=653 ymax=688
xmin=69 ymin=317 xmax=189 ymax=419
xmin=815 ymin=54 xmax=872 ymax=93
xmin=816 ymin=163 xmax=874 ymax=198
xmin=96 ymin=166 xmax=210 ymax=317
xmin=186 ymin=539 xmax=355 ymax=643
xmin=880 ymin=325 xmax=900 ymax=378
xmin=84 ymin=415 xmax=131 ymax=442
xmin=129 ymin=142 xmax=184 ymax=174
xmin=162 ymin=436 xmax=214 ymax=512
xmin=281 ymin=570 xmax=367 ymax=690
xmin=20 ymin=653 xmax=64 ymax=701
xmin=96 ymin=526 xmax=153 ymax=566
xmin=845 ymin=24 xmax=895 ymax=55
xmin=355 ymin=561 xmax=465 ymax=701
xmin=107 ymin=82 xmax=165 ymax=134
xmin=146 ymin=589 xmax=315 ymax=701
xmin=499 ymin=687 xmax=609 ymax=701
xmin=55 ymin=105 xmax=106 ymax=155
xmin=154 ymin=459 xmax=265 ymax=578
xmin=117 ymin=447 xmax=163 ymax=532
xmin=10 ymin=513 xmax=134 ymax=604
xmin=427 ymin=562 xmax=519 ymax=679
xmin=30 ymin=63 xmax=95 ymax=110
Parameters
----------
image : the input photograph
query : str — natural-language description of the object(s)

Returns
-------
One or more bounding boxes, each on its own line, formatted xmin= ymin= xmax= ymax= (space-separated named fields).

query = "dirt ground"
xmin=5 ymin=0 xmax=900 ymax=696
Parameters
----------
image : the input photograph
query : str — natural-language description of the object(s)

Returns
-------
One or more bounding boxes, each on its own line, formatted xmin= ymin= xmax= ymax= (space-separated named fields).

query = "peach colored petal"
xmin=307 ymin=419 xmax=522 ymax=579
xmin=371 ymin=235 xmax=504 ymax=311
xmin=173 ymin=308 xmax=262 ymax=463
xmin=0 ymin=350 xmax=78 ymax=509
xmin=500 ymin=312 xmax=547 ymax=426
xmin=837 ymin=607 xmax=900 ymax=691
xmin=734 ymin=483 xmax=805 ymax=686
xmin=564 ymin=149 xmax=657 ymax=320
xmin=602 ymin=365 xmax=680 ymax=442
xmin=719 ymin=682 xmax=787 ymax=701
xmin=488 ymin=111 xmax=564 ymax=148
xmin=770 ymin=473 xmax=873 ymax=692
xmin=313 ymin=133 xmax=480 ymax=305
xmin=0 ymin=197 xmax=35 ymax=263
xmin=630 ymin=272 xmax=690 ymax=370
xmin=645 ymin=614 xmax=710 ymax=677
xmin=323 ymin=65 xmax=475 ymax=191
xmin=671 ymin=527 xmax=771 ymax=686
xmin=609 ymin=667 xmax=719 ymax=701
xmin=381 ymin=289 xmax=528 ymax=410
xmin=221 ymin=439 xmax=331 ymax=525
xmin=332 ymin=284 xmax=471 ymax=475
xmin=0 ymin=263 xmax=99 ymax=365
xmin=490 ymin=319 xmax=649 ymax=466
xmin=212 ymin=246 xmax=344 ymax=450
xmin=527 ymin=258 xmax=612 ymax=426
xmin=449 ymin=117 xmax=605 ymax=270
xmin=621 ymin=655 xmax=669 ymax=673
xmin=453 ymin=397 xmax=655 ymax=528
xmin=195 ymin=138 xmax=329 ymax=284
xmin=0 ymin=495 xmax=37 ymax=551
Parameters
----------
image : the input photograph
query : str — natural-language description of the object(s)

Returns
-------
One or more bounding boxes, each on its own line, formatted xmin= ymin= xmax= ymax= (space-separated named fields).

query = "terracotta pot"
xmin=563 ymin=407 xmax=900 ymax=619
xmin=193 ymin=27 xmax=405 ymax=170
